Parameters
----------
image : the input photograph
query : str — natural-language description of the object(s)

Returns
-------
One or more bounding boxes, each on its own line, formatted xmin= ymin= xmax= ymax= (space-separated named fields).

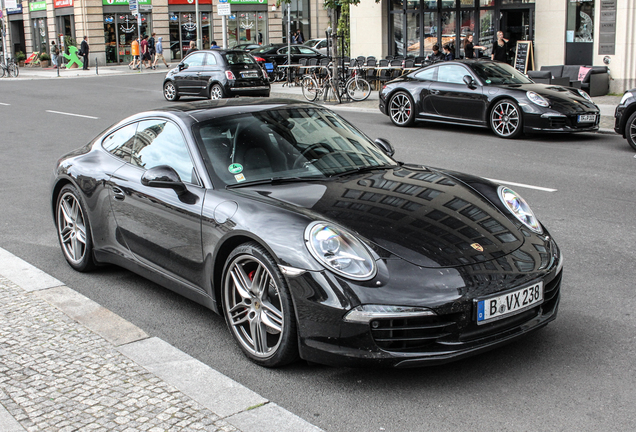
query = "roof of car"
xmin=149 ymin=98 xmax=322 ymax=123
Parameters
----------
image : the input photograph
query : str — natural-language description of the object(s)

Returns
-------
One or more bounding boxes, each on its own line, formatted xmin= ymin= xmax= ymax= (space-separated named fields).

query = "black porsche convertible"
xmin=52 ymin=99 xmax=562 ymax=368
xmin=380 ymin=59 xmax=600 ymax=139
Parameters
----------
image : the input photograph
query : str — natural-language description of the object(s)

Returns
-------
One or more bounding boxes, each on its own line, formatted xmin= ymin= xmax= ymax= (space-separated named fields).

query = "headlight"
xmin=498 ymin=186 xmax=543 ymax=234
xmin=526 ymin=91 xmax=549 ymax=107
xmin=577 ymin=89 xmax=593 ymax=102
xmin=620 ymin=91 xmax=633 ymax=105
xmin=304 ymin=222 xmax=376 ymax=280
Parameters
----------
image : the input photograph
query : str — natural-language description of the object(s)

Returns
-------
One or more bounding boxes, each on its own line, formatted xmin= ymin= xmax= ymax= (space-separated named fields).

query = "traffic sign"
xmin=218 ymin=3 xmax=231 ymax=15
xmin=129 ymin=0 xmax=138 ymax=11
xmin=219 ymin=0 xmax=228 ymax=3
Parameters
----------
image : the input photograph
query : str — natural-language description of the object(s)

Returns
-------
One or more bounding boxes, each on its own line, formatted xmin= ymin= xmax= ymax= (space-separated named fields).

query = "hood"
xmin=232 ymin=166 xmax=525 ymax=269
xmin=158 ymin=37 xmax=163 ymax=42
xmin=505 ymin=83 xmax=599 ymax=113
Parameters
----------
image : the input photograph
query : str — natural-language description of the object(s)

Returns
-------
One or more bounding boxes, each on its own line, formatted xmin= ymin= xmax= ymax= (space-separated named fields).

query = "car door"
xmin=411 ymin=67 xmax=437 ymax=116
xmin=175 ymin=52 xmax=207 ymax=95
xmin=429 ymin=63 xmax=486 ymax=122
xmin=108 ymin=118 xmax=206 ymax=287
xmin=202 ymin=52 xmax=224 ymax=92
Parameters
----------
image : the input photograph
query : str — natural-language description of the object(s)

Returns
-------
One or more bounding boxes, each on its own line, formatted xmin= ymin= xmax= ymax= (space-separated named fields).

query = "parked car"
xmin=249 ymin=43 xmax=327 ymax=67
xmin=304 ymin=38 xmax=329 ymax=55
xmin=380 ymin=59 xmax=600 ymax=139
xmin=231 ymin=43 xmax=262 ymax=52
xmin=614 ymin=88 xmax=636 ymax=150
xmin=163 ymin=49 xmax=269 ymax=101
xmin=51 ymin=99 xmax=562 ymax=368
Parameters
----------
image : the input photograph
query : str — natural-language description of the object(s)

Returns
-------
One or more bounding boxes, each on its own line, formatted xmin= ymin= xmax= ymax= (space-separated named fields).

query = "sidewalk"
xmin=7 ymin=63 xmax=619 ymax=131
xmin=0 ymin=247 xmax=323 ymax=432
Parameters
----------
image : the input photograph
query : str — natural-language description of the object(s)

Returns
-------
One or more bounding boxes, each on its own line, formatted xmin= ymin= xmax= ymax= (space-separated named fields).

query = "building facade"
xmin=351 ymin=0 xmax=635 ymax=93
xmin=0 ymin=0 xmax=328 ymax=66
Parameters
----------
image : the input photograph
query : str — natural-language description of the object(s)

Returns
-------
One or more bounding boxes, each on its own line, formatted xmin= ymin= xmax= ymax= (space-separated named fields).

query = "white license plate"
xmin=241 ymin=72 xmax=258 ymax=78
xmin=476 ymin=282 xmax=543 ymax=325
xmin=578 ymin=114 xmax=596 ymax=123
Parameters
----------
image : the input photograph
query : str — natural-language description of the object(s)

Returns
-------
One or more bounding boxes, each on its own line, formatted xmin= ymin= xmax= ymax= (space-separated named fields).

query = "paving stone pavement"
xmin=0 ymin=276 xmax=239 ymax=432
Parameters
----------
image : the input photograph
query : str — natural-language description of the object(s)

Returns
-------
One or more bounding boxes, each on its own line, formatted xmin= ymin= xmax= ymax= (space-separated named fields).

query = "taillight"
xmin=253 ymin=56 xmax=265 ymax=62
xmin=225 ymin=70 xmax=236 ymax=80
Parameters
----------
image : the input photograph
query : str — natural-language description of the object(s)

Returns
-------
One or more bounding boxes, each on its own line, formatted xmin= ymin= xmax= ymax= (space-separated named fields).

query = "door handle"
xmin=112 ymin=186 xmax=125 ymax=201
xmin=430 ymin=89 xmax=440 ymax=95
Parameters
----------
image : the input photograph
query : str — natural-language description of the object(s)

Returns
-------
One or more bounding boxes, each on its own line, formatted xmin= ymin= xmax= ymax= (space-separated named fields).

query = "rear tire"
xmin=388 ymin=91 xmax=415 ymax=127
xmin=55 ymin=185 xmax=96 ymax=272
xmin=625 ymin=111 xmax=636 ymax=151
xmin=346 ymin=78 xmax=371 ymax=101
xmin=209 ymin=84 xmax=225 ymax=100
xmin=302 ymin=76 xmax=319 ymax=102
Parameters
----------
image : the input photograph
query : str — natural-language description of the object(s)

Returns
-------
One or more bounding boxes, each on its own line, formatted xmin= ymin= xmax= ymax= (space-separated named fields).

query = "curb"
xmin=0 ymin=247 xmax=323 ymax=432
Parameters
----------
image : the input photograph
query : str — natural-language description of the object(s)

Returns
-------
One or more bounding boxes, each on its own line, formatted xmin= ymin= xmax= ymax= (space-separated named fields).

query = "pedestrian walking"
xmin=141 ymin=35 xmax=151 ymax=69
xmin=148 ymin=32 xmax=157 ymax=69
xmin=79 ymin=36 xmax=89 ymax=70
xmin=51 ymin=41 xmax=59 ymax=67
xmin=152 ymin=36 xmax=170 ymax=69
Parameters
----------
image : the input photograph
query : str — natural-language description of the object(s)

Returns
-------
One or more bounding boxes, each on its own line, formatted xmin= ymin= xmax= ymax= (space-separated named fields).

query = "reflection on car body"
xmin=52 ymin=99 xmax=562 ymax=368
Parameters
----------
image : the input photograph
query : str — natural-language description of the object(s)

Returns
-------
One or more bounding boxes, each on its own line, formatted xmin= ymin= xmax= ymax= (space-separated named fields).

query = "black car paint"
xmin=380 ymin=60 xmax=600 ymax=134
xmin=249 ymin=43 xmax=327 ymax=66
xmin=52 ymin=99 xmax=561 ymax=367
xmin=163 ymin=49 xmax=270 ymax=99
xmin=614 ymin=89 xmax=636 ymax=144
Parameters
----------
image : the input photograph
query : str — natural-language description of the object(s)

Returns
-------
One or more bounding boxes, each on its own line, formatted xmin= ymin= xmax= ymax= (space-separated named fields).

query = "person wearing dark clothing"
xmin=463 ymin=34 xmax=486 ymax=59
xmin=210 ymin=41 xmax=220 ymax=49
xmin=442 ymin=44 xmax=455 ymax=61
xmin=427 ymin=45 xmax=444 ymax=62
xmin=185 ymin=41 xmax=197 ymax=56
xmin=491 ymin=31 xmax=510 ymax=63
xmin=293 ymin=29 xmax=304 ymax=44
xmin=80 ymin=36 xmax=89 ymax=70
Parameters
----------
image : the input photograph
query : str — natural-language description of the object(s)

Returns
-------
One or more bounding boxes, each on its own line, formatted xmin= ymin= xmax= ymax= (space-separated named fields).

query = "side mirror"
xmin=374 ymin=138 xmax=395 ymax=157
xmin=178 ymin=62 xmax=187 ymax=71
xmin=463 ymin=75 xmax=475 ymax=87
xmin=141 ymin=165 xmax=187 ymax=195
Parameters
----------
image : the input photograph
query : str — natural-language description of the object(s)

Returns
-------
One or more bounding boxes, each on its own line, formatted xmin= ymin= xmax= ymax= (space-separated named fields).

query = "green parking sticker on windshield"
xmin=228 ymin=163 xmax=243 ymax=174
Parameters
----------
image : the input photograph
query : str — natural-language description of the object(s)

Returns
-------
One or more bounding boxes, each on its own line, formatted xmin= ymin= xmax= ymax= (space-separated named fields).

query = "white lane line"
xmin=486 ymin=178 xmax=558 ymax=193
xmin=0 ymin=102 xmax=10 ymax=106
xmin=46 ymin=110 xmax=99 ymax=119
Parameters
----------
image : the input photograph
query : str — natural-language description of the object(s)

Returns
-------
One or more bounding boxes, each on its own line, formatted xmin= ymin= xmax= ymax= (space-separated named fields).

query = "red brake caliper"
xmin=248 ymin=270 xmax=255 ymax=281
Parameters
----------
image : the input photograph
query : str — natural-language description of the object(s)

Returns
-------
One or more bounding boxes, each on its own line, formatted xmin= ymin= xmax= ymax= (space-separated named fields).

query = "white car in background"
xmin=304 ymin=38 xmax=329 ymax=55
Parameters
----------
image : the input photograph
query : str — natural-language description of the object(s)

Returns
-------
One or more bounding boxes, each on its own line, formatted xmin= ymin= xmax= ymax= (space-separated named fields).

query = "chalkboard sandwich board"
xmin=514 ymin=41 xmax=535 ymax=74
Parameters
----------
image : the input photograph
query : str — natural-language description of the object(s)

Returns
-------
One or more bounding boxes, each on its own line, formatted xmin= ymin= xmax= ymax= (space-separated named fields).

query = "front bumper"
xmin=288 ymin=245 xmax=563 ymax=368
xmin=523 ymin=111 xmax=600 ymax=133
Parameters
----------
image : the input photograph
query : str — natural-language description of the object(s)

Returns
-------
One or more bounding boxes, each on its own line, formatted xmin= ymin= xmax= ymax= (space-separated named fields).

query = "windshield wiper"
xmin=226 ymin=175 xmax=324 ymax=189
xmin=329 ymin=164 xmax=397 ymax=178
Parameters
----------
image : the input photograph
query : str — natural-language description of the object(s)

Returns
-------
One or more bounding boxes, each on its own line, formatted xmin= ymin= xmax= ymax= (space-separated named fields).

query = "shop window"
xmin=391 ymin=13 xmax=404 ymax=56
xmin=568 ymin=1 xmax=594 ymax=43
xmin=406 ymin=13 xmax=419 ymax=56
xmin=479 ymin=9 xmax=494 ymax=58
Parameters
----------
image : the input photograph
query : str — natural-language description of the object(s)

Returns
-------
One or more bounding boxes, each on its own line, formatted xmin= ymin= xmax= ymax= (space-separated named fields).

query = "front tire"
xmin=163 ymin=81 xmax=179 ymax=101
xmin=346 ymin=78 xmax=371 ymax=101
xmin=490 ymin=99 xmax=523 ymax=139
xmin=389 ymin=91 xmax=416 ymax=127
xmin=302 ymin=76 xmax=319 ymax=102
xmin=56 ymin=185 xmax=95 ymax=272
xmin=222 ymin=242 xmax=299 ymax=367
xmin=209 ymin=83 xmax=225 ymax=100
xmin=625 ymin=111 xmax=636 ymax=151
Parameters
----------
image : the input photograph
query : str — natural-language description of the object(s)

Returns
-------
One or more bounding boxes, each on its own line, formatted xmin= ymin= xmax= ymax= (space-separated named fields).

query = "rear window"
xmin=224 ymin=51 xmax=256 ymax=65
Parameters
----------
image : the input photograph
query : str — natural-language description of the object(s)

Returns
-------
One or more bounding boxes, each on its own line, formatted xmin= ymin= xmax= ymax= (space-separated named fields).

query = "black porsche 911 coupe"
xmin=52 ymin=99 xmax=562 ymax=368
xmin=380 ymin=59 xmax=600 ymax=139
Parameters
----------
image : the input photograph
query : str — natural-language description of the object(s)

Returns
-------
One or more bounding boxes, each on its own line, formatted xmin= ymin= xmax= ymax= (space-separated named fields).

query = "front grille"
xmin=549 ymin=117 xmax=567 ymax=128
xmin=370 ymin=315 xmax=458 ymax=352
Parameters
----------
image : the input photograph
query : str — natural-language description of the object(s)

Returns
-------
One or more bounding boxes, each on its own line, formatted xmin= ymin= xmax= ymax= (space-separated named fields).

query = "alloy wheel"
xmin=626 ymin=111 xmax=636 ymax=151
xmin=163 ymin=82 xmax=178 ymax=101
xmin=210 ymin=84 xmax=224 ymax=100
xmin=491 ymin=101 xmax=521 ymax=138
xmin=57 ymin=191 xmax=88 ymax=265
xmin=224 ymin=254 xmax=285 ymax=358
xmin=389 ymin=93 xmax=414 ymax=126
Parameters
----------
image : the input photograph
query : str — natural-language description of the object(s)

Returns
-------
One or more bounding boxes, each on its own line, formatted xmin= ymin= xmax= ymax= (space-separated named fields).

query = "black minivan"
xmin=163 ymin=49 xmax=270 ymax=101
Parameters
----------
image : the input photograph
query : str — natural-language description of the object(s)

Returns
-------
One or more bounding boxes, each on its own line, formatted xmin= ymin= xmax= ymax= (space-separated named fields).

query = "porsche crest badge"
xmin=470 ymin=243 xmax=484 ymax=252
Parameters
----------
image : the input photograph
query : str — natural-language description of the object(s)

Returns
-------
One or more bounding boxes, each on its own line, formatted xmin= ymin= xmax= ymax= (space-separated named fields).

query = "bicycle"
xmin=1 ymin=56 xmax=20 ymax=78
xmin=344 ymin=64 xmax=372 ymax=101
xmin=301 ymin=63 xmax=342 ymax=103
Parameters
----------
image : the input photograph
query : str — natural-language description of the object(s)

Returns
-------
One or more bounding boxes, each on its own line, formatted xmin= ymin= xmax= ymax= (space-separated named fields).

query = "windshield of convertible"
xmin=193 ymin=108 xmax=396 ymax=186
xmin=471 ymin=62 xmax=533 ymax=85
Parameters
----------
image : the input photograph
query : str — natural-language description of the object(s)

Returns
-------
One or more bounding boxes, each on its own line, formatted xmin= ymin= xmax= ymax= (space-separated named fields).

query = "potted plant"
xmin=40 ymin=52 xmax=50 ymax=68
xmin=16 ymin=51 xmax=26 ymax=67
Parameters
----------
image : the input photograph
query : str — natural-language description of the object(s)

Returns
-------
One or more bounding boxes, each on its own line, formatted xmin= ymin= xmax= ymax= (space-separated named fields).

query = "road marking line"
xmin=0 ymin=102 xmax=10 ymax=106
xmin=486 ymin=178 xmax=558 ymax=193
xmin=46 ymin=110 xmax=99 ymax=119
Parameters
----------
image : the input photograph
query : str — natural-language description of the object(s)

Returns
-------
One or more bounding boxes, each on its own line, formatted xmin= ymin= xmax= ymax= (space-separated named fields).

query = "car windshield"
xmin=224 ymin=51 xmax=256 ymax=65
xmin=250 ymin=45 xmax=277 ymax=54
xmin=304 ymin=39 xmax=319 ymax=47
xmin=471 ymin=62 xmax=533 ymax=85
xmin=193 ymin=108 xmax=396 ymax=187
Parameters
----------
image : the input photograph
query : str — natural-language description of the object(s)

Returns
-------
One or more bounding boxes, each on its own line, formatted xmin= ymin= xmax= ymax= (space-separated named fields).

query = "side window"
xmin=290 ymin=46 xmax=301 ymax=55
xmin=438 ymin=64 xmax=470 ymax=84
xmin=297 ymin=47 xmax=315 ymax=55
xmin=131 ymin=119 xmax=196 ymax=184
xmin=318 ymin=40 xmax=328 ymax=49
xmin=102 ymin=123 xmax=137 ymax=163
xmin=415 ymin=67 xmax=437 ymax=81
xmin=205 ymin=53 xmax=217 ymax=66
xmin=184 ymin=52 xmax=205 ymax=68
xmin=278 ymin=47 xmax=288 ymax=55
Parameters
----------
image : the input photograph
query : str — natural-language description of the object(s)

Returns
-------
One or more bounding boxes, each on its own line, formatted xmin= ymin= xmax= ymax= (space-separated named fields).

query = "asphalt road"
xmin=1 ymin=74 xmax=635 ymax=432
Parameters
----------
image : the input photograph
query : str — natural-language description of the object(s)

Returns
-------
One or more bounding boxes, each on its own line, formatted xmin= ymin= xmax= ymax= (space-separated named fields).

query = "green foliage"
xmin=337 ymin=3 xmax=350 ymax=57
xmin=40 ymin=52 xmax=51 ymax=61
xmin=16 ymin=51 xmax=26 ymax=61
